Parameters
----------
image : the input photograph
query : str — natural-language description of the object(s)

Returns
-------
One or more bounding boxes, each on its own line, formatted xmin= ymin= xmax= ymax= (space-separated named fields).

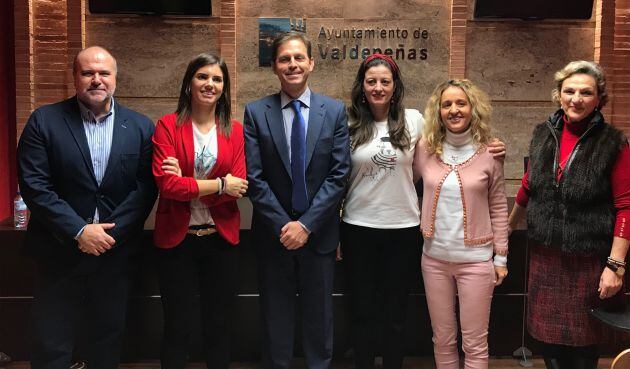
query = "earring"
xmin=390 ymin=97 xmax=395 ymax=105
xmin=362 ymin=93 xmax=366 ymax=104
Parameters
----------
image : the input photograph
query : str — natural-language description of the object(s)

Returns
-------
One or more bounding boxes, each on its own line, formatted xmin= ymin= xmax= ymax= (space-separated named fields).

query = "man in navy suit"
xmin=17 ymin=46 xmax=157 ymax=369
xmin=244 ymin=32 xmax=350 ymax=369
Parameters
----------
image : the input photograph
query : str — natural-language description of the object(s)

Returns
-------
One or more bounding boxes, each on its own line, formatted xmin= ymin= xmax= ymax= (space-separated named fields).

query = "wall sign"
xmin=258 ymin=18 xmax=430 ymax=66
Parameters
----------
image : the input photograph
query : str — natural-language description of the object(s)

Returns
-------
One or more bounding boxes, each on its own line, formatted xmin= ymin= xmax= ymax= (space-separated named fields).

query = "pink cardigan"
xmin=413 ymin=139 xmax=509 ymax=255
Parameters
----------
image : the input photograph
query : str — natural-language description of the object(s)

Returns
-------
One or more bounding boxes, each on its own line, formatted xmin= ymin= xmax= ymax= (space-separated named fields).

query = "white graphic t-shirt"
xmin=189 ymin=123 xmax=218 ymax=226
xmin=342 ymin=109 xmax=424 ymax=229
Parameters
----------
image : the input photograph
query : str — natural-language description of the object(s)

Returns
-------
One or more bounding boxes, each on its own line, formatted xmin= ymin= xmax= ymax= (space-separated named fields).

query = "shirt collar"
xmin=281 ymin=87 xmax=311 ymax=110
xmin=77 ymin=96 xmax=115 ymax=123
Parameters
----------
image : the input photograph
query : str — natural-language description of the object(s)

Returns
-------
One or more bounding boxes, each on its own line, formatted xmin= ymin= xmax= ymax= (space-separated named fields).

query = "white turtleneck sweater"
xmin=422 ymin=128 xmax=507 ymax=266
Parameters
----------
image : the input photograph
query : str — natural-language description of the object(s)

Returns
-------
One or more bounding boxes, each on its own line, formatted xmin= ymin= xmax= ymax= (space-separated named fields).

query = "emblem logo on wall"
xmin=259 ymin=18 xmax=306 ymax=67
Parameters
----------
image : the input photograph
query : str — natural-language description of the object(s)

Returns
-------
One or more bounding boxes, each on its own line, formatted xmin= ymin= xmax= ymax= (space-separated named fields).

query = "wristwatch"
xmin=606 ymin=261 xmax=626 ymax=277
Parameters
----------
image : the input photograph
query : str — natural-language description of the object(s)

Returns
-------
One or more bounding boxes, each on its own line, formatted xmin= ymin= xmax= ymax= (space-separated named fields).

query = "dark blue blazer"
xmin=244 ymin=92 xmax=350 ymax=254
xmin=17 ymin=97 xmax=157 ymax=262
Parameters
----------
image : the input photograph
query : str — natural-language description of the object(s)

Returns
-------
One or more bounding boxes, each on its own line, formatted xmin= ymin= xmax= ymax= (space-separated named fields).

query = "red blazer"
xmin=152 ymin=113 xmax=245 ymax=248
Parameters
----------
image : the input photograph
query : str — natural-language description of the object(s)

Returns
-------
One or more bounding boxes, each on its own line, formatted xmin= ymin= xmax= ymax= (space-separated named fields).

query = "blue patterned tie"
xmin=290 ymin=100 xmax=308 ymax=213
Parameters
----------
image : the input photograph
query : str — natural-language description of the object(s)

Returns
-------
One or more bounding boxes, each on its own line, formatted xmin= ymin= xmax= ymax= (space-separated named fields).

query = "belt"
xmin=187 ymin=226 xmax=217 ymax=237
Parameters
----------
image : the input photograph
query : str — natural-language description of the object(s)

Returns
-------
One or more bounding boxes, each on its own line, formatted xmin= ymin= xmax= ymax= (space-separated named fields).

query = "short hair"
xmin=423 ymin=79 xmax=493 ymax=155
xmin=271 ymin=32 xmax=312 ymax=61
xmin=72 ymin=46 xmax=118 ymax=74
xmin=175 ymin=53 xmax=232 ymax=136
xmin=551 ymin=60 xmax=608 ymax=108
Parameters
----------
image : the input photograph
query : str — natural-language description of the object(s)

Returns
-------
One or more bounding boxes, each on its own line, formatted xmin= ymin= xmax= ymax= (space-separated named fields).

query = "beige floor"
xmin=3 ymin=357 xmax=619 ymax=369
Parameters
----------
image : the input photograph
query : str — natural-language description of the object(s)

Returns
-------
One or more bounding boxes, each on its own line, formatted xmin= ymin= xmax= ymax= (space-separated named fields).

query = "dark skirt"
xmin=526 ymin=243 xmax=614 ymax=346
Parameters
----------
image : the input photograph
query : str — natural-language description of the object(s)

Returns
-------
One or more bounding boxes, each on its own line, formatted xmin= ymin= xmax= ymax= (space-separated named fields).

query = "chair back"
xmin=612 ymin=349 xmax=630 ymax=369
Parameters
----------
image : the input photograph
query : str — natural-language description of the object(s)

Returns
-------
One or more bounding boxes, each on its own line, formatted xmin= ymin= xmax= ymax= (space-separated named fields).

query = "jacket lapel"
xmin=63 ymin=99 xmax=97 ymax=184
xmin=100 ymin=102 xmax=126 ymax=186
xmin=207 ymin=118 xmax=227 ymax=179
xmin=181 ymin=120 xmax=195 ymax=177
xmin=265 ymin=95 xmax=292 ymax=179
xmin=305 ymin=93 xmax=325 ymax=167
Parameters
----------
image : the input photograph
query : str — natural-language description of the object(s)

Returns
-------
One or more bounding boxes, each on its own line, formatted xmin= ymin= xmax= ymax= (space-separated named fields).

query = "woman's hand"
xmin=223 ymin=173 xmax=248 ymax=198
xmin=336 ymin=245 xmax=343 ymax=261
xmin=162 ymin=156 xmax=182 ymax=177
xmin=508 ymin=203 xmax=526 ymax=236
xmin=598 ymin=267 xmax=623 ymax=299
xmin=488 ymin=138 xmax=506 ymax=159
xmin=494 ymin=266 xmax=508 ymax=286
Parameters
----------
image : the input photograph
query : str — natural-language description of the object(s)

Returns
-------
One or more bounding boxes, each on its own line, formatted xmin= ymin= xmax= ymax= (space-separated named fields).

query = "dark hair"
xmin=176 ymin=53 xmax=232 ymax=136
xmin=271 ymin=32 xmax=312 ymax=61
xmin=348 ymin=57 xmax=409 ymax=152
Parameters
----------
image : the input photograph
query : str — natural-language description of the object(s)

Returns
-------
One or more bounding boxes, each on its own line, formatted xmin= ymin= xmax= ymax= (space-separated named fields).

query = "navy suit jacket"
xmin=17 ymin=97 xmax=157 ymax=264
xmin=244 ymin=92 xmax=350 ymax=254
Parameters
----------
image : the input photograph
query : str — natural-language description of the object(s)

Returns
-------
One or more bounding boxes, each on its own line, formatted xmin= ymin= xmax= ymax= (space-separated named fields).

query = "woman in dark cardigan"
xmin=509 ymin=60 xmax=630 ymax=369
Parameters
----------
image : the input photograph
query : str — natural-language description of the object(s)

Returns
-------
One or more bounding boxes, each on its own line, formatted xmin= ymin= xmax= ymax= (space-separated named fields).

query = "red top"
xmin=152 ymin=113 xmax=246 ymax=247
xmin=515 ymin=117 xmax=630 ymax=240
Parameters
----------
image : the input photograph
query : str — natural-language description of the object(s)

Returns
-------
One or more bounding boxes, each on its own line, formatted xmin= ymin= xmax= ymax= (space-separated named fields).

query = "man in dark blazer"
xmin=244 ymin=32 xmax=351 ymax=369
xmin=17 ymin=46 xmax=157 ymax=369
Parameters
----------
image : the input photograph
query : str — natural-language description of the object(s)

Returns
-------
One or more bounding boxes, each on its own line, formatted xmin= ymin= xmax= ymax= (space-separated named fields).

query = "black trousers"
xmin=257 ymin=242 xmax=335 ymax=369
xmin=156 ymin=233 xmax=238 ymax=369
xmin=540 ymin=342 xmax=599 ymax=369
xmin=30 ymin=254 xmax=129 ymax=369
xmin=341 ymin=222 xmax=421 ymax=369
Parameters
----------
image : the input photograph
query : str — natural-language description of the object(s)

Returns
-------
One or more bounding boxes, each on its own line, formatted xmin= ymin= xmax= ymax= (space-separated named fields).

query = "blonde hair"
xmin=551 ymin=60 xmax=608 ymax=108
xmin=423 ymin=79 xmax=493 ymax=155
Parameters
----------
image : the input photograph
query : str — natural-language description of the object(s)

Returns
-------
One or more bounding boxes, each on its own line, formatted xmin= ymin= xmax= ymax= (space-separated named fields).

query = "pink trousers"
xmin=421 ymin=253 xmax=496 ymax=369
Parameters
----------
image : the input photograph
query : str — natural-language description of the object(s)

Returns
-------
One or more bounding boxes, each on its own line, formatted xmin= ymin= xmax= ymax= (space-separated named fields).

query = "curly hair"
xmin=551 ymin=60 xmax=608 ymax=108
xmin=347 ymin=56 xmax=410 ymax=152
xmin=423 ymin=79 xmax=492 ymax=155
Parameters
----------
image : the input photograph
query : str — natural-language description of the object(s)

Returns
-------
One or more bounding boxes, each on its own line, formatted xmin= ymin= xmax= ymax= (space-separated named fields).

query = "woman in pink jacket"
xmin=413 ymin=79 xmax=509 ymax=369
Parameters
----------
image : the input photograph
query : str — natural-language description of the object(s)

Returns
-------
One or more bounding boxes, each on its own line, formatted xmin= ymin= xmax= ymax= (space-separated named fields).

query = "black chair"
xmin=589 ymin=306 xmax=630 ymax=369
xmin=590 ymin=307 xmax=630 ymax=332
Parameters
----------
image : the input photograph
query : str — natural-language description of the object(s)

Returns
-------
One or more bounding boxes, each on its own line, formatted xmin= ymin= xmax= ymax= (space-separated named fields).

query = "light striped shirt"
xmin=77 ymin=97 xmax=115 ymax=223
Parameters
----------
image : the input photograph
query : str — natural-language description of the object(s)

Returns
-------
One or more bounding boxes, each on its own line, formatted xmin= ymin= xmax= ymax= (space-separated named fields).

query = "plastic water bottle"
xmin=14 ymin=189 xmax=28 ymax=229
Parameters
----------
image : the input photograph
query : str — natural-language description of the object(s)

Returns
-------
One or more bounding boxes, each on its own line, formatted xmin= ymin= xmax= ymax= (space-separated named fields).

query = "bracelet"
xmin=605 ymin=261 xmax=625 ymax=276
xmin=217 ymin=177 xmax=223 ymax=195
xmin=607 ymin=256 xmax=626 ymax=267
xmin=221 ymin=176 xmax=227 ymax=193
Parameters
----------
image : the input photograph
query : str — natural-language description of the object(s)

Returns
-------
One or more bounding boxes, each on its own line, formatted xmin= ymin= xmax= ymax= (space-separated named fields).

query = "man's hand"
xmin=279 ymin=221 xmax=309 ymax=250
xmin=77 ymin=223 xmax=116 ymax=256
xmin=598 ymin=267 xmax=623 ymax=299
xmin=488 ymin=138 xmax=506 ymax=159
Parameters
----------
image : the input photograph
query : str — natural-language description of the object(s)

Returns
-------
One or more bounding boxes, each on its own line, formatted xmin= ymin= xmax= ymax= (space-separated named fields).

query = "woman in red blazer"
xmin=152 ymin=53 xmax=248 ymax=369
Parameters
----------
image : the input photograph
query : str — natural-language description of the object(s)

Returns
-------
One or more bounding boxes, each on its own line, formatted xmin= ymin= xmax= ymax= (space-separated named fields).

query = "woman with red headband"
xmin=341 ymin=53 xmax=421 ymax=369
